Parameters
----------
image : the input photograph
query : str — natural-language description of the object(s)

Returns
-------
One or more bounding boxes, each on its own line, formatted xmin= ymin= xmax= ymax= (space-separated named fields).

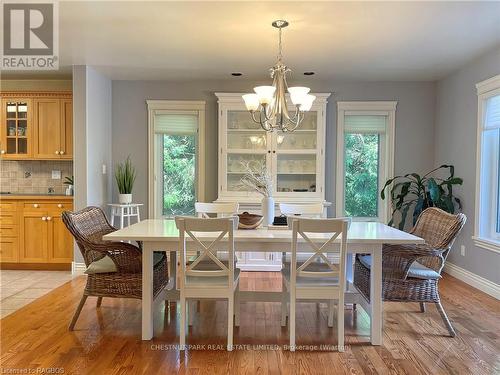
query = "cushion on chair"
xmin=358 ymin=255 xmax=441 ymax=280
xmin=84 ymin=253 xmax=164 ymax=274
xmin=281 ymin=264 xmax=339 ymax=288
xmin=185 ymin=268 xmax=241 ymax=287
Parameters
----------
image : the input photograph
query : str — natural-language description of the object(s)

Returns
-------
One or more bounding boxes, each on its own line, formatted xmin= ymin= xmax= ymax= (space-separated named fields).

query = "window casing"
xmin=336 ymin=102 xmax=396 ymax=222
xmin=147 ymin=101 xmax=205 ymax=219
xmin=474 ymin=75 xmax=500 ymax=253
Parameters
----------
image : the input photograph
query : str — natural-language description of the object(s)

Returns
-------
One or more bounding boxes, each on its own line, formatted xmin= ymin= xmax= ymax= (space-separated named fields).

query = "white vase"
xmin=119 ymin=193 xmax=132 ymax=204
xmin=261 ymin=196 xmax=275 ymax=227
xmin=65 ymin=185 xmax=73 ymax=196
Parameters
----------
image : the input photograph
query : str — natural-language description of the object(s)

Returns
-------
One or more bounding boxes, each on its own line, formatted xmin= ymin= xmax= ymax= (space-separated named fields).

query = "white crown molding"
xmin=476 ymin=74 xmax=500 ymax=95
xmin=443 ymin=262 xmax=499 ymax=300
xmin=214 ymin=92 xmax=332 ymax=104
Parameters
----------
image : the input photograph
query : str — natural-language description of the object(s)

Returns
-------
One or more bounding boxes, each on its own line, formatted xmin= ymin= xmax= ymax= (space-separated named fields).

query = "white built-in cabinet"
xmin=215 ymin=93 xmax=331 ymax=271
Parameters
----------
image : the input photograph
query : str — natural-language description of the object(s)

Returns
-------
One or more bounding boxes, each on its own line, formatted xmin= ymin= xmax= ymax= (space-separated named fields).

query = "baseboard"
xmin=1 ymin=263 xmax=71 ymax=271
xmin=71 ymin=261 xmax=86 ymax=275
xmin=443 ymin=262 xmax=499 ymax=300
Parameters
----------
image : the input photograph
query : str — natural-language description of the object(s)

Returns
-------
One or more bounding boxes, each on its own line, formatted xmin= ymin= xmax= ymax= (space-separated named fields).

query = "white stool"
xmin=108 ymin=203 xmax=143 ymax=229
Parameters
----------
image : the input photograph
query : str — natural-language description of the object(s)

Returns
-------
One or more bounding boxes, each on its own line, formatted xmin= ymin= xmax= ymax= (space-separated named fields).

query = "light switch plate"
xmin=51 ymin=170 xmax=61 ymax=179
xmin=102 ymin=164 xmax=107 ymax=174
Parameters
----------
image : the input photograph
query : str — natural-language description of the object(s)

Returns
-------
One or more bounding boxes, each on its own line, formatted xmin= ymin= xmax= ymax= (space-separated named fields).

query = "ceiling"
xmin=3 ymin=1 xmax=500 ymax=81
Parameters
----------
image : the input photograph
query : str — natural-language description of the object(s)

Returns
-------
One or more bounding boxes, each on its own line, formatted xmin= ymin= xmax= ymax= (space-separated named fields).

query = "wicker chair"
xmin=62 ymin=206 xmax=170 ymax=330
xmin=353 ymin=207 xmax=466 ymax=337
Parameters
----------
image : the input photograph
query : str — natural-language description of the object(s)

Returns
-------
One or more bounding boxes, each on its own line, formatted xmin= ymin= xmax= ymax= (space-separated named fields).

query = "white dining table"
xmin=103 ymin=220 xmax=424 ymax=344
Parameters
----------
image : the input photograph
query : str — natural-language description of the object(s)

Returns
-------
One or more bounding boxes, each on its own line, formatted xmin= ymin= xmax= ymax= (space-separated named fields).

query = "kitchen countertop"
xmin=0 ymin=194 xmax=73 ymax=200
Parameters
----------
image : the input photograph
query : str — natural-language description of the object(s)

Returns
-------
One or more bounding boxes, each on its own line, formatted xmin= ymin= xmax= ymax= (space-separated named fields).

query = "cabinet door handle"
xmin=59 ymin=150 xmax=65 ymax=155
xmin=46 ymin=216 xmax=52 ymax=221
xmin=33 ymin=204 xmax=39 ymax=208
xmin=41 ymin=216 xmax=47 ymax=221
xmin=57 ymin=204 xmax=63 ymax=208
xmin=55 ymin=150 xmax=60 ymax=155
xmin=0 ymin=150 xmax=5 ymax=154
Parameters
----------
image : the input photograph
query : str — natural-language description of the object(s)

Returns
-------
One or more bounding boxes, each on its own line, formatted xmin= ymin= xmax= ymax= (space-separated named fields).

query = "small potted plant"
xmin=115 ymin=156 xmax=136 ymax=204
xmin=64 ymin=176 xmax=74 ymax=196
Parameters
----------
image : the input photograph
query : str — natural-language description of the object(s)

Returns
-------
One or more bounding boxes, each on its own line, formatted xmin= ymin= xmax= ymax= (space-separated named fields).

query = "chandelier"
xmin=242 ymin=20 xmax=315 ymax=132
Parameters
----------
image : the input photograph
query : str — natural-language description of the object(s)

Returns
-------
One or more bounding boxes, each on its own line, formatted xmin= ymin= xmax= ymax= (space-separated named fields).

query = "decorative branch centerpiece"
xmin=239 ymin=161 xmax=274 ymax=226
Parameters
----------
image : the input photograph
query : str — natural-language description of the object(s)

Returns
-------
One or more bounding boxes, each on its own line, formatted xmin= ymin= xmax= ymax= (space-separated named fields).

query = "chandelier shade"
xmin=242 ymin=20 xmax=315 ymax=132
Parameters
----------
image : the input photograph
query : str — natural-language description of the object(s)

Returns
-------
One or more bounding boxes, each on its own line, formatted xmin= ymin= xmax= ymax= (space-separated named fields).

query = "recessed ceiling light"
xmin=231 ymin=72 xmax=243 ymax=77
xmin=304 ymin=72 xmax=315 ymax=76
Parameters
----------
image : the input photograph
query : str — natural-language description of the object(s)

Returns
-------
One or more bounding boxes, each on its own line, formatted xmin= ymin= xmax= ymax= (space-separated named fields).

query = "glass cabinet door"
xmin=225 ymin=111 xmax=269 ymax=192
xmin=274 ymin=111 xmax=319 ymax=195
xmin=2 ymin=100 xmax=31 ymax=157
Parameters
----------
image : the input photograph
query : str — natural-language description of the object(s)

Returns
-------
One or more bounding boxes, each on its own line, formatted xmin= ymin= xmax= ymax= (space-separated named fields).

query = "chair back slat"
xmin=62 ymin=206 xmax=117 ymax=266
xmin=176 ymin=216 xmax=237 ymax=283
xmin=410 ymin=208 xmax=466 ymax=250
xmin=195 ymin=202 xmax=239 ymax=218
xmin=290 ymin=218 xmax=348 ymax=280
xmin=279 ymin=203 xmax=324 ymax=218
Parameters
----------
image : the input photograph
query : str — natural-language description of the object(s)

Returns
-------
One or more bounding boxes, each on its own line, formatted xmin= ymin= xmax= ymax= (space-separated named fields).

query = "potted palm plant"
xmin=381 ymin=164 xmax=463 ymax=229
xmin=115 ymin=156 xmax=136 ymax=204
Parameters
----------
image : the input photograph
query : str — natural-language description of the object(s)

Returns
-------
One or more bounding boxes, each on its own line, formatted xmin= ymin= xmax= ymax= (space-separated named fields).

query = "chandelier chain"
xmin=277 ymin=26 xmax=283 ymax=63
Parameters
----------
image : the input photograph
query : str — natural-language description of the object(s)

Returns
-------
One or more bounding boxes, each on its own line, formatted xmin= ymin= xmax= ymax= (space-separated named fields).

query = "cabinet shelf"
xmin=277 ymin=172 xmax=316 ymax=175
xmin=227 ymin=129 xmax=265 ymax=133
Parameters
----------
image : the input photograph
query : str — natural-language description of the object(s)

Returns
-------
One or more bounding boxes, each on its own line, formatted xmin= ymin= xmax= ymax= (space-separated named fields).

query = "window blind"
xmin=344 ymin=115 xmax=387 ymax=133
xmin=154 ymin=114 xmax=198 ymax=135
xmin=485 ymin=95 xmax=500 ymax=130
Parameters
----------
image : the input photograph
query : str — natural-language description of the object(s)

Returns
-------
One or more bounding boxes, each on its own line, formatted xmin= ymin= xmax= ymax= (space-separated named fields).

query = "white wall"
xmin=435 ymin=47 xmax=500 ymax=284
xmin=72 ymin=65 xmax=112 ymax=262
xmin=111 ymin=79 xmax=436 ymax=217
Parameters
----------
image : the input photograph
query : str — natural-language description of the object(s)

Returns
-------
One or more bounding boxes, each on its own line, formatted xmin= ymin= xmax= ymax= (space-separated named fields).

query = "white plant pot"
xmin=119 ymin=193 xmax=132 ymax=204
xmin=65 ymin=185 xmax=73 ymax=196
xmin=261 ymin=196 xmax=275 ymax=227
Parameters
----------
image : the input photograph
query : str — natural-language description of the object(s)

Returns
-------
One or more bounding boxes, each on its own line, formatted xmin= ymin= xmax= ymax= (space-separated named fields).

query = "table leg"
xmin=346 ymin=253 xmax=353 ymax=289
xmin=110 ymin=207 xmax=115 ymax=226
xmin=370 ymin=245 xmax=383 ymax=345
xmin=120 ymin=207 xmax=124 ymax=229
xmin=142 ymin=242 xmax=154 ymax=340
xmin=169 ymin=251 xmax=177 ymax=290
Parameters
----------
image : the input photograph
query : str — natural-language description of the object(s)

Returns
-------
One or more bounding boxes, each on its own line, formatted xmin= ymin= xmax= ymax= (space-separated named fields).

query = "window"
xmin=475 ymin=75 xmax=500 ymax=253
xmin=147 ymin=101 xmax=205 ymax=218
xmin=336 ymin=102 xmax=396 ymax=222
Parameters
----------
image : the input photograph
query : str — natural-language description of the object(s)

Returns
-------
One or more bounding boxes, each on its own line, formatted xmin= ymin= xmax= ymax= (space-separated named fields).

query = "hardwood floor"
xmin=0 ymin=272 xmax=498 ymax=374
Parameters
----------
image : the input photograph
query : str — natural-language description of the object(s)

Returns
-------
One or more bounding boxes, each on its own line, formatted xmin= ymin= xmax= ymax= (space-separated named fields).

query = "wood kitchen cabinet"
xmin=33 ymin=98 xmax=73 ymax=159
xmin=0 ymin=98 xmax=33 ymax=159
xmin=20 ymin=210 xmax=49 ymax=263
xmin=0 ymin=92 xmax=72 ymax=160
xmin=0 ymin=197 xmax=74 ymax=268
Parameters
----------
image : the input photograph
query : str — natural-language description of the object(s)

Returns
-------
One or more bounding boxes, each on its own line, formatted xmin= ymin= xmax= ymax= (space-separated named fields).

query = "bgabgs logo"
xmin=1 ymin=0 xmax=59 ymax=70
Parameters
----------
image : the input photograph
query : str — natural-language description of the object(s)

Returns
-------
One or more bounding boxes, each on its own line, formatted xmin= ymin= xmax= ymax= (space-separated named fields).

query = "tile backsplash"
xmin=0 ymin=160 xmax=73 ymax=194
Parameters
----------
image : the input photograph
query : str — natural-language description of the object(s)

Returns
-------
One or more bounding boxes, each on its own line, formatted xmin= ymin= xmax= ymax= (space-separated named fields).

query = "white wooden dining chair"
xmin=175 ymin=216 xmax=240 ymax=351
xmin=282 ymin=217 xmax=348 ymax=352
xmin=279 ymin=203 xmax=330 ymax=325
xmin=195 ymin=202 xmax=239 ymax=218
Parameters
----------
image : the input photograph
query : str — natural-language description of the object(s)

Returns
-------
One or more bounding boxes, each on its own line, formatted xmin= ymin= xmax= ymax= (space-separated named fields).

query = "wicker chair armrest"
xmin=382 ymin=243 xmax=446 ymax=279
xmin=96 ymin=241 xmax=142 ymax=273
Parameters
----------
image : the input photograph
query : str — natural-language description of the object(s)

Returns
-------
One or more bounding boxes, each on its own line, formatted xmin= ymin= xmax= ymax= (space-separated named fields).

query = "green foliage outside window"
xmin=163 ymin=134 xmax=196 ymax=216
xmin=344 ymin=133 xmax=379 ymax=217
